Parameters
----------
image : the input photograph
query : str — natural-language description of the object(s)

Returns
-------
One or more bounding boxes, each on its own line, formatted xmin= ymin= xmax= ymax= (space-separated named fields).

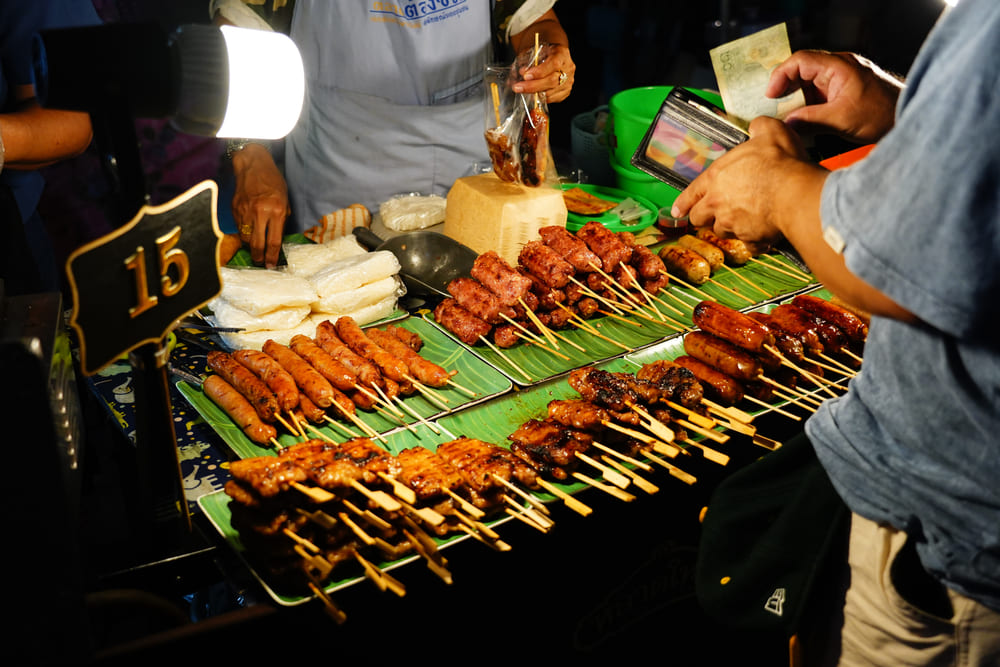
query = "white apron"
xmin=284 ymin=1 xmax=492 ymax=230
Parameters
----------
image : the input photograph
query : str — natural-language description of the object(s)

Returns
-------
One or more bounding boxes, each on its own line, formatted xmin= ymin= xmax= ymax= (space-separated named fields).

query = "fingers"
xmin=512 ymin=46 xmax=575 ymax=102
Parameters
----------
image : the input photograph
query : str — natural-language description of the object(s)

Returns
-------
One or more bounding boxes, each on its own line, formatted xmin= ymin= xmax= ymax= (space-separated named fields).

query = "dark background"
xmin=40 ymin=0 xmax=947 ymax=291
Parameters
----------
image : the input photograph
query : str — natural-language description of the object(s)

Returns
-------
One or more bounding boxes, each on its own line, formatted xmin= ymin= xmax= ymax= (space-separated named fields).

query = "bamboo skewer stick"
xmin=638 ymin=447 xmax=698 ymax=485
xmin=624 ymin=402 xmax=678 ymax=444
xmin=308 ymin=582 xmax=348 ymax=624
xmin=445 ymin=488 xmax=486 ymax=519
xmin=674 ymin=417 xmax=729 ymax=444
xmin=514 ymin=330 xmax=571 ymax=361
xmin=350 ymin=480 xmax=402 ymax=512
xmin=597 ymin=308 xmax=643 ymax=327
xmin=518 ymin=297 xmax=560 ymax=348
xmin=553 ymin=302 xmax=633 ymax=351
xmin=575 ymin=451 xmax=632 ymax=489
xmin=664 ymin=399 xmax=717 ymax=430
xmin=446 ymin=375 xmax=477 ymax=397
xmin=392 ymin=396 xmax=440 ymax=435
xmin=377 ymin=472 xmax=417 ymax=505
xmin=291 ymin=481 xmax=336 ymax=503
xmin=479 ymin=335 xmax=533 ymax=381
xmin=707 ymin=277 xmax=757 ymax=304
xmin=591 ymin=440 xmax=654 ymax=473
xmin=600 ymin=455 xmax=659 ymax=494
xmin=404 ymin=376 xmax=451 ymax=410
xmin=401 ymin=527 xmax=453 ymax=584
xmin=718 ymin=264 xmax=771 ymax=298
xmin=662 ymin=271 xmax=715 ymax=301
xmin=805 ymin=354 xmax=858 ymax=378
xmin=742 ymin=394 xmax=802 ymax=420
xmin=277 ymin=412 xmax=304 ymax=439
xmin=766 ymin=346 xmax=840 ymax=399
xmin=567 ymin=275 xmax=628 ymax=315
xmin=601 ymin=419 xmax=682 ymax=458
xmin=502 ymin=495 xmax=553 ymax=532
xmin=536 ymin=477 xmax=593 ymax=516
xmin=322 ymin=415 xmax=362 ymax=439
xmin=354 ymin=549 xmax=407 ymax=597
xmin=678 ymin=436 xmax=730 ymax=466
xmin=750 ymin=255 xmax=812 ymax=281
xmin=572 ymin=471 xmax=636 ymax=502
xmin=701 ymin=397 xmax=754 ymax=424
xmin=551 ymin=328 xmax=588 ymax=353
xmin=815 ymin=352 xmax=860 ymax=376
xmin=490 ymin=473 xmax=551 ymax=516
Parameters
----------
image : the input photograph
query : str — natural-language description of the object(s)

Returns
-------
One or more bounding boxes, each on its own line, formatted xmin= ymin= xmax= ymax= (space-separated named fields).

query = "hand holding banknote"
xmin=765 ymin=50 xmax=904 ymax=144
xmin=710 ymin=23 xmax=806 ymax=130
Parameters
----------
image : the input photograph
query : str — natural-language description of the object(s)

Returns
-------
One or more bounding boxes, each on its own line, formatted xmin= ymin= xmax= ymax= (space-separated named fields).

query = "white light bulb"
xmin=216 ymin=25 xmax=305 ymax=139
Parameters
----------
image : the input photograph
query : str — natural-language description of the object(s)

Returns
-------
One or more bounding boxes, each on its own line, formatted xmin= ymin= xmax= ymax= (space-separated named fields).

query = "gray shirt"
xmin=808 ymin=0 xmax=1000 ymax=610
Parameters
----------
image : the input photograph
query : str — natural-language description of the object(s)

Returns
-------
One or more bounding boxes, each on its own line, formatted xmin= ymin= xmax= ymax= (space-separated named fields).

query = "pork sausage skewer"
xmin=207 ymin=350 xmax=280 ymax=423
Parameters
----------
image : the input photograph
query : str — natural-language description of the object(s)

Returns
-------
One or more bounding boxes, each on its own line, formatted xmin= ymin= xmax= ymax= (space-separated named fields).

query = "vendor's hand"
xmin=672 ymin=116 xmax=825 ymax=243
xmin=512 ymin=43 xmax=575 ymax=103
xmin=231 ymin=143 xmax=290 ymax=268
xmin=768 ymin=50 xmax=903 ymax=144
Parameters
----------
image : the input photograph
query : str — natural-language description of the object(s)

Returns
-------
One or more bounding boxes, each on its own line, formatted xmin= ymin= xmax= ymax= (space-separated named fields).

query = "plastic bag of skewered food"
xmin=483 ymin=43 xmax=559 ymax=188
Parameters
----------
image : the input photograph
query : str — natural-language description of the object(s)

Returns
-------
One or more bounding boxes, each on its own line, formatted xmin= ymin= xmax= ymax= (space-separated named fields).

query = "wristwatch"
xmin=225 ymin=138 xmax=269 ymax=159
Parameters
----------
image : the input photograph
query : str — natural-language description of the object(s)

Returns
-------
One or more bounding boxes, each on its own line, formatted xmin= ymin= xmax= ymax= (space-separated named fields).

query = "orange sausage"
xmin=232 ymin=348 xmax=299 ymax=413
xmin=206 ymin=350 xmax=279 ymax=423
xmin=262 ymin=340 xmax=338 ymax=410
xmin=289 ymin=334 xmax=358 ymax=391
xmin=203 ymin=374 xmax=277 ymax=444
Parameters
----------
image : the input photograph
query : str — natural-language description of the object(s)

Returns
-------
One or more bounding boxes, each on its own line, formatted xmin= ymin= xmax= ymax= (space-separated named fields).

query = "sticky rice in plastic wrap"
xmin=310 ymin=250 xmax=401 ymax=298
xmin=315 ymin=294 xmax=399 ymax=330
xmin=216 ymin=313 xmax=327 ymax=352
xmin=311 ymin=275 xmax=404 ymax=315
xmin=216 ymin=266 xmax=317 ymax=316
xmin=207 ymin=298 xmax=311 ymax=332
xmin=282 ymin=236 xmax=369 ymax=279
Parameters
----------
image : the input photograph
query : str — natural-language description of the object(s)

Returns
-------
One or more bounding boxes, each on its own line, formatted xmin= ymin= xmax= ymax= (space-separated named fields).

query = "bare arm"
xmin=1 ymin=85 xmax=92 ymax=170
xmin=672 ymin=116 xmax=913 ymax=322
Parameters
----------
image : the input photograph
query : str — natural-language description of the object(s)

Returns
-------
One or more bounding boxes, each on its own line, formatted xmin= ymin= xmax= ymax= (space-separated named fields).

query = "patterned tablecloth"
xmin=82 ymin=332 xmax=233 ymax=513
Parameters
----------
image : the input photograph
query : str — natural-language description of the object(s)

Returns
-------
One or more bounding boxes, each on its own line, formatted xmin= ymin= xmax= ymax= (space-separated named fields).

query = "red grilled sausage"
xmin=683 ymin=331 xmax=762 ymax=382
xmin=673 ymin=355 xmax=745 ymax=405
xmin=692 ymin=300 xmax=775 ymax=353
xmin=792 ymin=294 xmax=869 ymax=343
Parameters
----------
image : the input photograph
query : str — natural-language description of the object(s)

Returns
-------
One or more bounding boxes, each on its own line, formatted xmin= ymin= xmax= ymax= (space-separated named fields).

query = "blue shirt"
xmin=808 ymin=0 xmax=1000 ymax=610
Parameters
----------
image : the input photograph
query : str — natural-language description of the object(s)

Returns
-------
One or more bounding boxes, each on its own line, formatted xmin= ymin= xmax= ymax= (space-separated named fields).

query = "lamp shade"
xmin=33 ymin=22 xmax=305 ymax=141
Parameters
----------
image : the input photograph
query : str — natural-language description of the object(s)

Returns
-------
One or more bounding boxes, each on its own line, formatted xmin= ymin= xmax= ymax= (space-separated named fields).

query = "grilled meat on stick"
xmin=435 ymin=437 xmax=538 ymax=509
xmin=507 ymin=418 xmax=593 ymax=481
xmin=538 ymin=225 xmax=603 ymax=272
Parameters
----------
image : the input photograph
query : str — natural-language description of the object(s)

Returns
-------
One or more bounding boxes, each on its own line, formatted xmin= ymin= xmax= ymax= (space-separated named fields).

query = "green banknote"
xmin=709 ymin=23 xmax=805 ymax=130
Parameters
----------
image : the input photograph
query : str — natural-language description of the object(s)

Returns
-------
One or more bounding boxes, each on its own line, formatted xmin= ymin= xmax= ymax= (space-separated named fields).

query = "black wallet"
xmin=631 ymin=87 xmax=748 ymax=191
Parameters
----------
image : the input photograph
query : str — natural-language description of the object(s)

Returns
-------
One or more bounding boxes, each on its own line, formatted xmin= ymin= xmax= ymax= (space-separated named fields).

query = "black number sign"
xmin=68 ymin=181 xmax=223 ymax=375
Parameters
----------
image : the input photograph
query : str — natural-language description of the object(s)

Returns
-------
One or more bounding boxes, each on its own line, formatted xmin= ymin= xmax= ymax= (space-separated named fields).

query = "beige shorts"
xmin=837 ymin=513 xmax=1000 ymax=666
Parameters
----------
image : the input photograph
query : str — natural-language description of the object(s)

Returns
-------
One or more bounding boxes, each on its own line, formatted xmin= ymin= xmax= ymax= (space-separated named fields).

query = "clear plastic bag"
xmin=483 ymin=43 xmax=559 ymax=187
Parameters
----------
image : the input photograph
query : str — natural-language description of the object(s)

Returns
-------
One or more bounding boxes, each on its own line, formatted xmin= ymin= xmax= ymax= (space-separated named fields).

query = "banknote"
xmin=709 ymin=23 xmax=805 ymax=130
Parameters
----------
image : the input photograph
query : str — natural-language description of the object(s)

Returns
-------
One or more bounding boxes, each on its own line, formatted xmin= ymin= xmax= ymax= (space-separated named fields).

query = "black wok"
xmin=352 ymin=227 xmax=477 ymax=298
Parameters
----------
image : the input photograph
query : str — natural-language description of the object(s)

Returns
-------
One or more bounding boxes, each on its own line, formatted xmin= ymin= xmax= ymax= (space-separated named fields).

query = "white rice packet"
xmin=311 ymin=275 xmax=405 ymax=315
xmin=207 ymin=298 xmax=311 ymax=333
xmin=282 ymin=236 xmax=369 ymax=279
xmin=216 ymin=266 xmax=318 ymax=316
xmin=310 ymin=250 xmax=401 ymax=298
